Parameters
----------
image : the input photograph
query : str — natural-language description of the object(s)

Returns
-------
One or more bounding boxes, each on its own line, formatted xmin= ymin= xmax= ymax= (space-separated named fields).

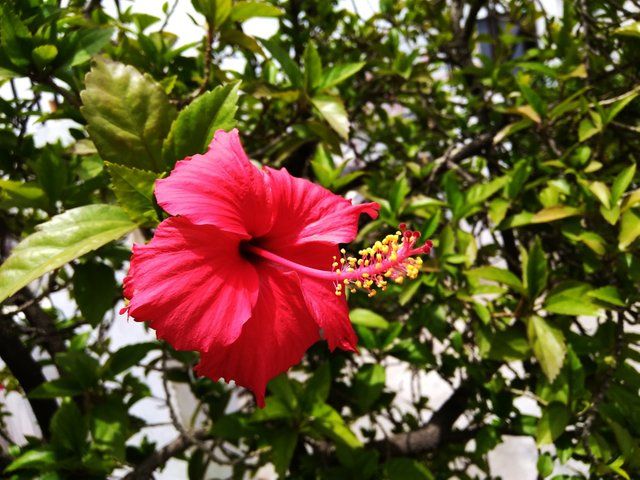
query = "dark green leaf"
xmin=81 ymin=58 xmax=177 ymax=171
xmin=162 ymin=82 xmax=239 ymax=167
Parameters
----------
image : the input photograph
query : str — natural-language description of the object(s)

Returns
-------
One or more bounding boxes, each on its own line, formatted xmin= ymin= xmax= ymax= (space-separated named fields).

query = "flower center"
xmin=243 ymin=224 xmax=432 ymax=297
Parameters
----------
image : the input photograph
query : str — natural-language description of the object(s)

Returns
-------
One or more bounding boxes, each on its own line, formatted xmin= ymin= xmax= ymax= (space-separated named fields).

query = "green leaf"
xmin=162 ymin=82 xmax=239 ymax=166
xmin=267 ymin=374 xmax=298 ymax=412
xmin=531 ymin=205 xmax=582 ymax=224
xmin=318 ymin=62 xmax=365 ymax=90
xmin=544 ymin=282 xmax=600 ymax=316
xmin=507 ymin=159 xmax=532 ymax=198
xmin=303 ymin=42 xmax=323 ymax=92
xmin=51 ymin=400 xmax=87 ymax=454
xmin=90 ymin=396 xmax=129 ymax=461
xmin=73 ymin=262 xmax=117 ymax=325
xmin=102 ymin=342 xmax=157 ymax=378
xmin=311 ymin=94 xmax=350 ymax=139
xmin=389 ymin=175 xmax=410 ymax=212
xmin=302 ymin=362 xmax=331 ymax=406
xmin=57 ymin=351 xmax=100 ymax=389
xmin=259 ymin=37 xmax=304 ymax=87
xmin=493 ymin=119 xmax=532 ymax=145
xmin=604 ymin=92 xmax=638 ymax=124
xmin=229 ymin=1 xmax=283 ymax=22
xmin=488 ymin=198 xmax=510 ymax=226
xmin=619 ymin=209 xmax=640 ymax=250
xmin=353 ymin=364 xmax=386 ymax=411
xmin=80 ymin=58 xmax=177 ymax=171
xmin=466 ymin=176 xmax=509 ymax=205
xmin=193 ymin=0 xmax=232 ymax=27
xmin=465 ymin=266 xmax=525 ymax=294
xmin=578 ymin=117 xmax=601 ymax=142
xmin=536 ymin=402 xmax=569 ymax=445
xmin=600 ymin=204 xmax=621 ymax=225
xmin=528 ymin=316 xmax=566 ymax=382
xmin=517 ymin=79 xmax=545 ymax=118
xmin=29 ymin=378 xmax=85 ymax=398
xmin=0 ymin=6 xmax=32 ymax=68
xmin=105 ymin=162 xmax=159 ymax=224
xmin=526 ymin=237 xmax=548 ymax=299
xmin=615 ymin=21 xmax=640 ymax=37
xmin=32 ymin=44 xmax=58 ymax=68
xmin=587 ymin=286 xmax=625 ymax=307
xmin=589 ymin=181 xmax=611 ymax=209
xmin=68 ymin=28 xmax=115 ymax=67
xmin=307 ymin=403 xmax=361 ymax=448
xmin=384 ymin=458 xmax=435 ymax=480
xmin=265 ymin=429 xmax=298 ymax=477
xmin=0 ymin=179 xmax=47 ymax=209
xmin=5 ymin=449 xmax=56 ymax=473
xmin=0 ymin=204 xmax=138 ymax=303
xmin=611 ymin=163 xmax=637 ymax=205
xmin=477 ymin=327 xmax=531 ymax=361
xmin=349 ymin=308 xmax=389 ymax=329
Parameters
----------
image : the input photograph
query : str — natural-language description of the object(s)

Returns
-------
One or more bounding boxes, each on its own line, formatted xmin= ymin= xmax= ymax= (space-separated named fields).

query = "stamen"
xmin=331 ymin=226 xmax=432 ymax=297
xmin=243 ymin=226 xmax=433 ymax=297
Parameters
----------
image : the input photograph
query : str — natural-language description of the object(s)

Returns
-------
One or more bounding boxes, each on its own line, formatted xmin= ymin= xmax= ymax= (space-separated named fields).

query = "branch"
xmin=427 ymin=132 xmax=493 ymax=184
xmin=0 ymin=318 xmax=57 ymax=438
xmin=376 ymin=382 xmax=473 ymax=457
xmin=123 ymin=429 xmax=209 ymax=480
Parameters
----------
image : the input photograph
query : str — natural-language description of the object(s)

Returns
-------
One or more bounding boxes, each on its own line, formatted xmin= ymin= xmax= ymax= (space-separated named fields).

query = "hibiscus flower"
xmin=123 ymin=129 xmax=431 ymax=406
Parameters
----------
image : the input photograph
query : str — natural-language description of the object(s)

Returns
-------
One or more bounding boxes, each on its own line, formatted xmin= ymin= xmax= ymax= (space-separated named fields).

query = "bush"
xmin=1 ymin=0 xmax=639 ymax=478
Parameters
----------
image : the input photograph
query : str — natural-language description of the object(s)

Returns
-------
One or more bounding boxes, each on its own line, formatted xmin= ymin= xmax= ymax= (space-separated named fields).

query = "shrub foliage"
xmin=1 ymin=0 xmax=640 ymax=478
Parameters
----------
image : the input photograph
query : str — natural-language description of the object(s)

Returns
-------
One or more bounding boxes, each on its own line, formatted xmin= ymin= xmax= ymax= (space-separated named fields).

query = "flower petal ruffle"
xmin=125 ymin=217 xmax=259 ymax=350
xmin=195 ymin=264 xmax=320 ymax=407
xmin=155 ymin=129 xmax=272 ymax=238
xmin=262 ymin=166 xmax=379 ymax=249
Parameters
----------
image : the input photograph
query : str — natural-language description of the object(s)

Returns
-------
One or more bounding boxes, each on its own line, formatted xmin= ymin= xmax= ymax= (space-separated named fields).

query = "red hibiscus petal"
xmin=125 ymin=217 xmax=259 ymax=350
xmin=299 ymin=276 xmax=358 ymax=352
xmin=155 ymin=129 xmax=272 ymax=238
xmin=195 ymin=265 xmax=320 ymax=407
xmin=262 ymin=241 xmax=358 ymax=352
xmin=262 ymin=166 xmax=379 ymax=249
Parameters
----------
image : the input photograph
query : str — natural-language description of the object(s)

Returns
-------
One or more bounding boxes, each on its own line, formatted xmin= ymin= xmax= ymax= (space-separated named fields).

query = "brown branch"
xmin=427 ymin=132 xmax=493 ymax=185
xmin=123 ymin=429 xmax=209 ymax=480
xmin=0 ymin=318 xmax=57 ymax=438
xmin=376 ymin=382 xmax=473 ymax=457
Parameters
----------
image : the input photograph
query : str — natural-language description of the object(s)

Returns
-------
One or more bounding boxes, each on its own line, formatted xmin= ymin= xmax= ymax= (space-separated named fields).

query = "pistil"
xmin=243 ymin=225 xmax=432 ymax=297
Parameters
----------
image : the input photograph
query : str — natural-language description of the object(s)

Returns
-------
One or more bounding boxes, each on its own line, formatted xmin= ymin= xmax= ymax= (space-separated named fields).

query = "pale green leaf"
xmin=311 ymin=95 xmax=350 ymax=139
xmin=349 ymin=308 xmax=389 ymax=329
xmin=611 ymin=163 xmax=637 ymax=205
xmin=619 ymin=209 xmax=640 ymax=250
xmin=589 ymin=181 xmax=611 ymax=209
xmin=528 ymin=316 xmax=566 ymax=382
xmin=319 ymin=62 xmax=365 ymax=90
xmin=587 ymin=286 xmax=625 ymax=307
xmin=0 ymin=205 xmax=138 ymax=302
xmin=531 ymin=205 xmax=582 ymax=223
xmin=466 ymin=266 xmax=525 ymax=294
xmin=229 ymin=1 xmax=283 ymax=22
xmin=544 ymin=282 xmax=600 ymax=316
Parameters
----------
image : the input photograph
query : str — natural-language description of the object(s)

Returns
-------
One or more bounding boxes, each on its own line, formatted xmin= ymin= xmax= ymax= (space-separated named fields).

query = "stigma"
xmin=332 ymin=224 xmax=433 ymax=297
